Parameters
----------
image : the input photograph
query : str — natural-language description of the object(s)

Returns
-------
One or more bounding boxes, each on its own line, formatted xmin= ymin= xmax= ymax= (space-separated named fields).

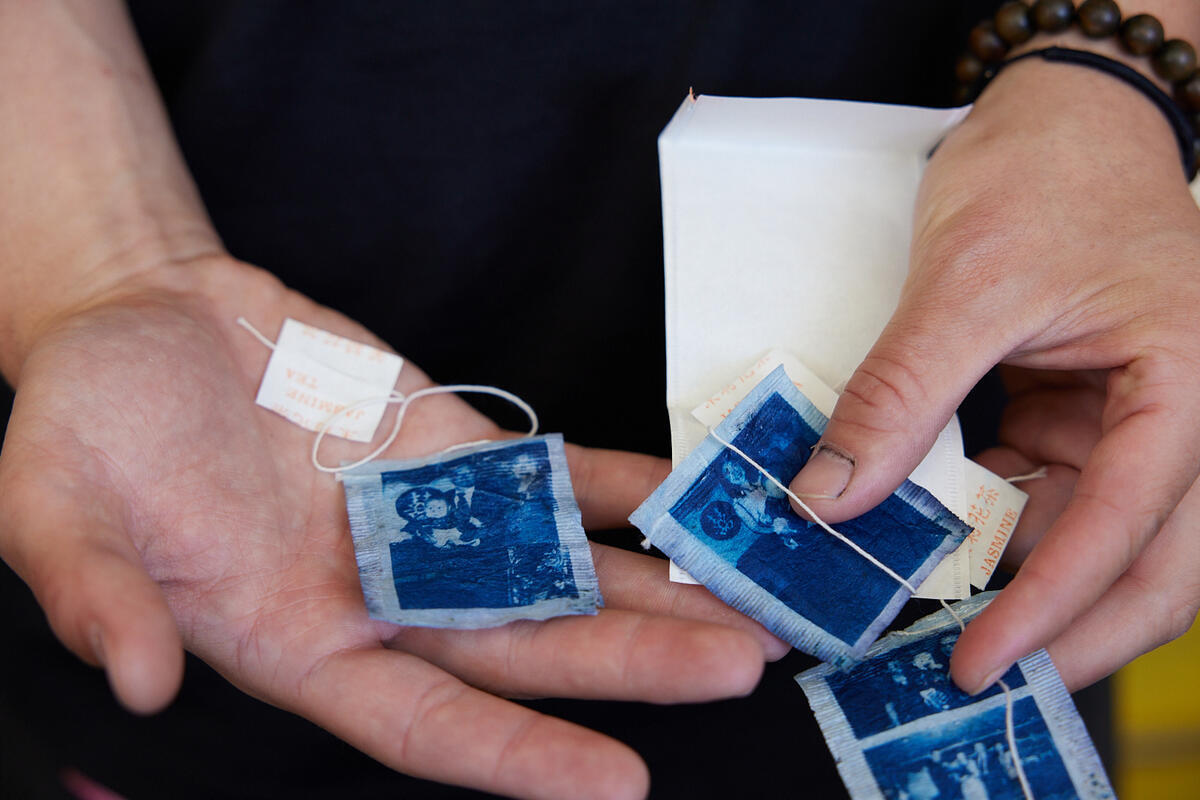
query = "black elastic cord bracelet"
xmin=995 ymin=46 xmax=1197 ymax=179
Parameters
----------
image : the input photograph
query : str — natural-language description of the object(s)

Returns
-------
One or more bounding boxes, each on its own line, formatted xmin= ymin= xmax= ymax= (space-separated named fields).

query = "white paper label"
xmin=253 ymin=319 xmax=403 ymax=443
xmin=910 ymin=417 xmax=968 ymax=600
xmin=913 ymin=542 xmax=970 ymax=600
xmin=962 ymin=459 xmax=1029 ymax=590
xmin=691 ymin=348 xmax=841 ymax=426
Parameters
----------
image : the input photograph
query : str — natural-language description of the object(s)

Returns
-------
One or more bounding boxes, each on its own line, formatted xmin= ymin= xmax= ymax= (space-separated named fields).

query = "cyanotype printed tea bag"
xmin=341 ymin=435 xmax=600 ymax=628
xmin=240 ymin=317 xmax=601 ymax=629
xmin=796 ymin=593 xmax=1114 ymax=800
xmin=631 ymin=367 xmax=971 ymax=665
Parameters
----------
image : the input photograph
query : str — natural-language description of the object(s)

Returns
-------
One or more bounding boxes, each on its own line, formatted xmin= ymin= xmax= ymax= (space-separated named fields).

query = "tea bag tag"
xmin=691 ymin=348 xmax=840 ymax=427
xmin=252 ymin=318 xmax=403 ymax=443
xmin=962 ymin=459 xmax=1028 ymax=590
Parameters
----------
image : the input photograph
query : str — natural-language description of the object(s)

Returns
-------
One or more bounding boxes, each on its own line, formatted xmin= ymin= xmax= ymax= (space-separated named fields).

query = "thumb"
xmin=788 ymin=299 xmax=998 ymax=523
xmin=0 ymin=479 xmax=184 ymax=714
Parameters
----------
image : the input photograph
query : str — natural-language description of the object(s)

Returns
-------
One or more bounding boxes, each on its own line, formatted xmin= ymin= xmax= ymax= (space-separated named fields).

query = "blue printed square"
xmin=796 ymin=593 xmax=1115 ymax=800
xmin=630 ymin=366 xmax=970 ymax=664
xmin=341 ymin=434 xmax=601 ymax=628
xmin=823 ymin=629 xmax=1024 ymax=740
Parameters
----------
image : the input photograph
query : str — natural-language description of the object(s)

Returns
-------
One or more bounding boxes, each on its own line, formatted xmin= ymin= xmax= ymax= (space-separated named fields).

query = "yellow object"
xmin=1115 ymin=618 xmax=1200 ymax=799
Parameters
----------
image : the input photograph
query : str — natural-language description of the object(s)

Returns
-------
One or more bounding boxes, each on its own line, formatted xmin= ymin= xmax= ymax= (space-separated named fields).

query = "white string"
xmin=709 ymin=426 xmax=1034 ymax=800
xmin=235 ymin=317 xmax=539 ymax=475
xmin=311 ymin=384 xmax=538 ymax=473
xmin=998 ymin=677 xmax=1035 ymax=798
xmin=236 ymin=316 xmax=278 ymax=350
xmin=1005 ymin=466 xmax=1048 ymax=484
xmin=709 ymin=429 xmax=917 ymax=593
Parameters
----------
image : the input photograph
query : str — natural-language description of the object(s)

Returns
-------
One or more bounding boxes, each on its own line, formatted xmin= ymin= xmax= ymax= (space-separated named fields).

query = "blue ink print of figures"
xmin=342 ymin=434 xmax=601 ymax=628
xmin=796 ymin=593 xmax=1116 ymax=800
xmin=824 ymin=631 xmax=1026 ymax=739
xmin=384 ymin=444 xmax=570 ymax=609
xmin=631 ymin=366 xmax=971 ymax=663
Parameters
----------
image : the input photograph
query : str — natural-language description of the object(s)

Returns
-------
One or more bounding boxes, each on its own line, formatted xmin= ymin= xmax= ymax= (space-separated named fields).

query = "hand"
xmin=0 ymin=257 xmax=785 ymax=800
xmin=972 ymin=367 xmax=1200 ymax=691
xmin=787 ymin=56 xmax=1200 ymax=693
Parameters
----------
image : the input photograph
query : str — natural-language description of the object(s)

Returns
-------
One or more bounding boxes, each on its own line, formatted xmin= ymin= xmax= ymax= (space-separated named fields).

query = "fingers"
xmin=788 ymin=299 xmax=1005 ymax=523
xmin=1044 ymin=476 xmax=1200 ymax=692
xmin=391 ymin=605 xmax=766 ymax=703
xmin=0 ymin=479 xmax=183 ymax=713
xmin=952 ymin=356 xmax=1200 ymax=693
xmin=996 ymin=384 xmax=1104 ymax=470
xmin=565 ymin=445 xmax=671 ymax=530
xmin=591 ymin=543 xmax=789 ymax=660
xmin=296 ymin=648 xmax=650 ymax=800
xmin=972 ymin=447 xmax=1078 ymax=568
xmin=565 ymin=450 xmax=784 ymax=654
xmin=973 ymin=379 xmax=1098 ymax=566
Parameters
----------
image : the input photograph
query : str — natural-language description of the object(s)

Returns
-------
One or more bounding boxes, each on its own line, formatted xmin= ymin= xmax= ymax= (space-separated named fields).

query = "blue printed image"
xmin=381 ymin=440 xmax=579 ymax=609
xmin=667 ymin=391 xmax=961 ymax=646
xmin=864 ymin=698 xmax=1077 ymax=800
xmin=825 ymin=631 xmax=1026 ymax=739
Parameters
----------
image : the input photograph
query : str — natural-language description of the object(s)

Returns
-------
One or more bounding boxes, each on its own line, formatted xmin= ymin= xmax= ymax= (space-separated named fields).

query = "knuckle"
xmin=1072 ymin=486 xmax=1163 ymax=567
xmin=34 ymin=558 xmax=91 ymax=652
xmin=839 ymin=353 xmax=928 ymax=438
xmin=1123 ymin=569 xmax=1198 ymax=650
xmin=1163 ymin=593 xmax=1200 ymax=646
xmin=398 ymin=678 xmax=470 ymax=765
xmin=912 ymin=200 xmax=1015 ymax=290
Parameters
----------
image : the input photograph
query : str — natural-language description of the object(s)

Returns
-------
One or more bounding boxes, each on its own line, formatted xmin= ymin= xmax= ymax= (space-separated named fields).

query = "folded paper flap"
xmin=661 ymin=95 xmax=971 ymax=154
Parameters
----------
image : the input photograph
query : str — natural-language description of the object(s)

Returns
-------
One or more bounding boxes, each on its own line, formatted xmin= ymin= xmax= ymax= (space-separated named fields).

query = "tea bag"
xmin=341 ymin=434 xmax=600 ymax=628
xmin=796 ymin=592 xmax=1114 ymax=800
xmin=631 ymin=367 xmax=969 ymax=665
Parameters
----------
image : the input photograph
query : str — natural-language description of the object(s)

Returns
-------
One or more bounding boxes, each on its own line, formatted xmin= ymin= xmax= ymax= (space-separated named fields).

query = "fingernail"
xmin=792 ymin=444 xmax=854 ymax=499
xmin=969 ymin=665 xmax=1008 ymax=696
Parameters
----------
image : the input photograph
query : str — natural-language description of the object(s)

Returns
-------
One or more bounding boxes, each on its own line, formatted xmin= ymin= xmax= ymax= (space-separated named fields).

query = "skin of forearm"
xmin=0 ymin=0 xmax=224 ymax=383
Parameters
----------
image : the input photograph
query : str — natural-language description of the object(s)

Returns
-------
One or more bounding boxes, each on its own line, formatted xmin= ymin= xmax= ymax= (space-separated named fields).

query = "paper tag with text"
xmin=691 ymin=348 xmax=841 ymax=426
xmin=254 ymin=319 xmax=404 ymax=443
xmin=910 ymin=418 xmax=969 ymax=600
xmin=913 ymin=541 xmax=970 ymax=600
xmin=962 ymin=458 xmax=1029 ymax=590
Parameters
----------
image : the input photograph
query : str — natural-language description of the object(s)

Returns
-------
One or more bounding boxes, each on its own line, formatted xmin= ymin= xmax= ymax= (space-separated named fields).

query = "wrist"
xmin=1008 ymin=28 xmax=1173 ymax=91
xmin=956 ymin=2 xmax=1200 ymax=180
xmin=0 ymin=248 xmax=284 ymax=387
xmin=963 ymin=55 xmax=1183 ymax=180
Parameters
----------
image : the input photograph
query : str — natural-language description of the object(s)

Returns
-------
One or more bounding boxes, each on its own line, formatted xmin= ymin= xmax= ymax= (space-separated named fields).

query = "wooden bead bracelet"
xmin=955 ymin=0 xmax=1200 ymax=179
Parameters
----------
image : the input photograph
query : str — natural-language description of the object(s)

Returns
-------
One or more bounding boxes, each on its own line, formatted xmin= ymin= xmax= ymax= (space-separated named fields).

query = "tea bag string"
xmin=235 ymin=318 xmax=539 ymax=475
xmin=310 ymin=384 xmax=538 ymax=474
xmin=1006 ymin=466 xmax=1048 ymax=483
xmin=708 ymin=427 xmax=1035 ymax=800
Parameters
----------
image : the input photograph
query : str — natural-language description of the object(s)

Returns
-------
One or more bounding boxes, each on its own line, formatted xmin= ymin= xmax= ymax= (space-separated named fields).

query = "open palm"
xmin=0 ymin=261 xmax=781 ymax=800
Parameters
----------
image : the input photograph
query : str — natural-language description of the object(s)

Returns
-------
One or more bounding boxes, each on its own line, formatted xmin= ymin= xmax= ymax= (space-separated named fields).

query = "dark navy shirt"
xmin=1 ymin=3 xmax=1030 ymax=798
